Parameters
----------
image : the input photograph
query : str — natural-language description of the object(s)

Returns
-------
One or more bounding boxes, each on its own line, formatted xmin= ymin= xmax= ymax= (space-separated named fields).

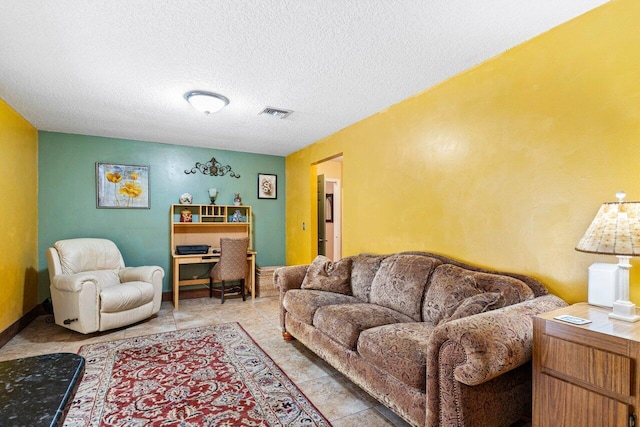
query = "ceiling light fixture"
xmin=184 ymin=90 xmax=229 ymax=114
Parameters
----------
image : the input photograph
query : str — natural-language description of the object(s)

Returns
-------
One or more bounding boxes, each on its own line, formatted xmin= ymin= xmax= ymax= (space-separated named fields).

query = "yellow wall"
xmin=285 ymin=0 xmax=640 ymax=304
xmin=0 ymin=99 xmax=39 ymax=333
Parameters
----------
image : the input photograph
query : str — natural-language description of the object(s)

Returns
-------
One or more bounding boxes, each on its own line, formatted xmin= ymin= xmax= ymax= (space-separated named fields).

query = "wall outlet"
xmin=302 ymin=222 xmax=306 ymax=230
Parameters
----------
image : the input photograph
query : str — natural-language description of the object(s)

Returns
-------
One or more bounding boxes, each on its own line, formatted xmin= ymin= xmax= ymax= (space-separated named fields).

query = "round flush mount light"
xmin=184 ymin=90 xmax=229 ymax=114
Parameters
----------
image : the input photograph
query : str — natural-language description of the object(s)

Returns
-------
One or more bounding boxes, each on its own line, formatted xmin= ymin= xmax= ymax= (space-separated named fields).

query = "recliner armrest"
xmin=119 ymin=266 xmax=164 ymax=284
xmin=51 ymin=273 xmax=99 ymax=292
xmin=427 ymin=294 xmax=567 ymax=386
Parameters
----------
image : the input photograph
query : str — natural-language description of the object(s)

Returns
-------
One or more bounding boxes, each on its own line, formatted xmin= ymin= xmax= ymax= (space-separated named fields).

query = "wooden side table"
xmin=533 ymin=303 xmax=640 ymax=427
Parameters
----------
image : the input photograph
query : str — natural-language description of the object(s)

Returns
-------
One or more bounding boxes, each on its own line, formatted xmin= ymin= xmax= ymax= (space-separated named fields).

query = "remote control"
xmin=554 ymin=314 xmax=592 ymax=325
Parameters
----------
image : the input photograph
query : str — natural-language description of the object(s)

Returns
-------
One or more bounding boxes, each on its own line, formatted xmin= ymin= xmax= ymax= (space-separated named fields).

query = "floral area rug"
xmin=64 ymin=323 xmax=331 ymax=426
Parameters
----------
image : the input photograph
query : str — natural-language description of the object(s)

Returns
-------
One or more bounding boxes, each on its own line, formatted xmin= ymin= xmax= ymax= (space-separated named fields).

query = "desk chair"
xmin=209 ymin=237 xmax=249 ymax=303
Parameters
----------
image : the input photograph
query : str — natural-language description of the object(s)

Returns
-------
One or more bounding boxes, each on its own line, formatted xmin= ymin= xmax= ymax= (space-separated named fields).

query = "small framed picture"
xmin=96 ymin=162 xmax=150 ymax=209
xmin=258 ymin=173 xmax=277 ymax=199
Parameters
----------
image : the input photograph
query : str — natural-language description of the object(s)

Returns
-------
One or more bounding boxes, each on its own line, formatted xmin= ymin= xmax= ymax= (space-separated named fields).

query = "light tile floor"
xmin=0 ymin=296 xmax=410 ymax=427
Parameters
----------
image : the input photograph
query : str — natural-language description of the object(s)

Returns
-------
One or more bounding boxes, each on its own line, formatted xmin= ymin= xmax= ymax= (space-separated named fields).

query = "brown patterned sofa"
xmin=275 ymin=252 xmax=566 ymax=427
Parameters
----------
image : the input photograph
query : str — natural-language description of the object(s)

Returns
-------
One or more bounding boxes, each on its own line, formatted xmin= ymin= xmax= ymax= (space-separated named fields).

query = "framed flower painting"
xmin=96 ymin=163 xmax=150 ymax=209
xmin=258 ymin=173 xmax=277 ymax=199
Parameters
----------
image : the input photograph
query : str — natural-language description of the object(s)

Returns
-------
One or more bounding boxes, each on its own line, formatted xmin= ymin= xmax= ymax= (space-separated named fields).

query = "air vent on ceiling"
xmin=259 ymin=107 xmax=293 ymax=119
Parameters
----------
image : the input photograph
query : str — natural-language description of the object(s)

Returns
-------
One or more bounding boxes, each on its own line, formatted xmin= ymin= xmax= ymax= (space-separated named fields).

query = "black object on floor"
xmin=0 ymin=353 xmax=85 ymax=427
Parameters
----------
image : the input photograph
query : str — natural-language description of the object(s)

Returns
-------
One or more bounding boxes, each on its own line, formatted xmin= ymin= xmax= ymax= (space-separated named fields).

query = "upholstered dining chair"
xmin=209 ymin=237 xmax=249 ymax=303
xmin=46 ymin=238 xmax=164 ymax=334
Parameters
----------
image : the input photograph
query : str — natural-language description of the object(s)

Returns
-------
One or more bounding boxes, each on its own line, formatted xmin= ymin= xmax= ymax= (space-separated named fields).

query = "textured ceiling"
xmin=0 ymin=1 xmax=608 ymax=156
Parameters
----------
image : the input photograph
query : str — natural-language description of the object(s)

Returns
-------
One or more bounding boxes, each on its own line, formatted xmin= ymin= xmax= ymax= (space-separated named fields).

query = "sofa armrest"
xmin=275 ymin=265 xmax=309 ymax=337
xmin=427 ymin=294 xmax=567 ymax=386
xmin=51 ymin=273 xmax=99 ymax=292
xmin=274 ymin=264 xmax=309 ymax=292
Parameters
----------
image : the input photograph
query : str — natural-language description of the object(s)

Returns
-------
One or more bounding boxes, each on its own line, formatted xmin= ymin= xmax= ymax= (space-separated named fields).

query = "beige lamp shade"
xmin=575 ymin=201 xmax=640 ymax=256
xmin=576 ymin=193 xmax=640 ymax=322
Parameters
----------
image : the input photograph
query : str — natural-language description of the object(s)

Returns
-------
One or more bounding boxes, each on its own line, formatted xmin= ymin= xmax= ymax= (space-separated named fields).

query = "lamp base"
xmin=609 ymin=300 xmax=640 ymax=322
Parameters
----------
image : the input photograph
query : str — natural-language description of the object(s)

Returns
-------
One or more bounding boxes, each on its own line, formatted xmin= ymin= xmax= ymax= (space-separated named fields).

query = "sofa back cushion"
xmin=351 ymin=254 xmax=387 ymax=302
xmin=301 ymin=255 xmax=353 ymax=295
xmin=369 ymin=254 xmax=441 ymax=321
xmin=423 ymin=264 xmax=535 ymax=325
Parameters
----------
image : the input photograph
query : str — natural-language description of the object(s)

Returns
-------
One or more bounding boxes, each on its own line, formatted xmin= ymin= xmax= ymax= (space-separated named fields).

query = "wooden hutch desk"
xmin=170 ymin=204 xmax=256 ymax=309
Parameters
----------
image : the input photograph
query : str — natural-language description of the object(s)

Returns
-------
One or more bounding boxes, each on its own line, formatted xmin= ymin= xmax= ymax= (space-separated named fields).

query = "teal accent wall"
xmin=38 ymin=131 xmax=285 ymax=300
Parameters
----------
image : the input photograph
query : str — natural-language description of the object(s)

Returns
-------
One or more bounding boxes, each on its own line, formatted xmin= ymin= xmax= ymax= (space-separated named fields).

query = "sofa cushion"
xmin=358 ymin=322 xmax=435 ymax=390
xmin=351 ymin=254 xmax=386 ymax=302
xmin=423 ymin=264 xmax=535 ymax=325
xmin=301 ymin=255 xmax=353 ymax=295
xmin=446 ymin=292 xmax=506 ymax=322
xmin=473 ymin=271 xmax=535 ymax=304
xmin=283 ymin=289 xmax=361 ymax=325
xmin=369 ymin=254 xmax=441 ymax=321
xmin=314 ymin=303 xmax=414 ymax=350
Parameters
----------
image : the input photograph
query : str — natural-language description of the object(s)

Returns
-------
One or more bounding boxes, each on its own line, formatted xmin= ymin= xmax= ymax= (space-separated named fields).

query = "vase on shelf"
xmin=233 ymin=193 xmax=242 ymax=206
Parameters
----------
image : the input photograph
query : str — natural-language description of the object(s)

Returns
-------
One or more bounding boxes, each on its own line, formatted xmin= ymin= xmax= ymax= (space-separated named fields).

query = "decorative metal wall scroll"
xmin=184 ymin=157 xmax=240 ymax=178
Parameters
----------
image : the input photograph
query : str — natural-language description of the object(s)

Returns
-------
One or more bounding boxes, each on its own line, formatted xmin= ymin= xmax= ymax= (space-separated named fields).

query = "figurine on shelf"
xmin=233 ymin=193 xmax=242 ymax=206
xmin=231 ymin=210 xmax=244 ymax=222
xmin=179 ymin=193 xmax=193 ymax=204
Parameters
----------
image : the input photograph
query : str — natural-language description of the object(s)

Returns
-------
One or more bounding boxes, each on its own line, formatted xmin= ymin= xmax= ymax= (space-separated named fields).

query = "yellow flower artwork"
xmin=120 ymin=181 xmax=143 ymax=198
xmin=96 ymin=163 xmax=149 ymax=208
xmin=106 ymin=173 xmax=122 ymax=183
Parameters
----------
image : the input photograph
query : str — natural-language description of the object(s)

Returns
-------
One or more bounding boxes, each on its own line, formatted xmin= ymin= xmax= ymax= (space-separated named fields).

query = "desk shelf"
xmin=171 ymin=204 xmax=252 ymax=250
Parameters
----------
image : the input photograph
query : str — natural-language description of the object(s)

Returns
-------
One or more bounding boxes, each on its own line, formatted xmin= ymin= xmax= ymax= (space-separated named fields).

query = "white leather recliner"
xmin=46 ymin=238 xmax=164 ymax=334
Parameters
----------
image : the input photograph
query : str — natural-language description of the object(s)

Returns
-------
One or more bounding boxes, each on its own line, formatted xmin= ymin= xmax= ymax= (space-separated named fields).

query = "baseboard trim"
xmin=162 ymin=288 xmax=211 ymax=302
xmin=0 ymin=304 xmax=43 ymax=349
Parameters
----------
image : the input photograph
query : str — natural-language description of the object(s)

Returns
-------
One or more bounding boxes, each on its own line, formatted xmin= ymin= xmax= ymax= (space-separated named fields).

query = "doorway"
xmin=316 ymin=157 xmax=342 ymax=261
xmin=324 ymin=178 xmax=341 ymax=260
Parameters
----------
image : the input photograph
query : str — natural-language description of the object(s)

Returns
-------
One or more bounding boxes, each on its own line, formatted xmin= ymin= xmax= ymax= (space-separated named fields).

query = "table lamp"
xmin=576 ymin=191 xmax=640 ymax=322
xmin=208 ymin=188 xmax=218 ymax=205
